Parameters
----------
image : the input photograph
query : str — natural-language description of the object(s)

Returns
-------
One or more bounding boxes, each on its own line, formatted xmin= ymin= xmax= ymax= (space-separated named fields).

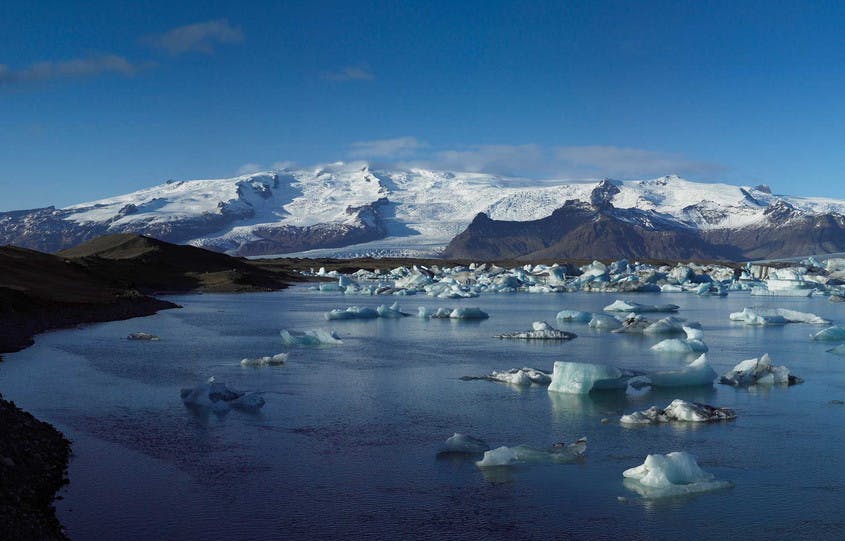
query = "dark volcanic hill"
xmin=443 ymin=183 xmax=845 ymax=261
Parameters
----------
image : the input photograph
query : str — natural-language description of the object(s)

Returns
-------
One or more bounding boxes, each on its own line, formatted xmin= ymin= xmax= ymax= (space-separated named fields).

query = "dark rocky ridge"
xmin=444 ymin=183 xmax=845 ymax=261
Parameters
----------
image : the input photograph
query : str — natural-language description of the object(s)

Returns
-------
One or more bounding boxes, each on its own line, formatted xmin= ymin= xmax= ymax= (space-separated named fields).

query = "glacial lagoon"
xmin=2 ymin=287 xmax=845 ymax=540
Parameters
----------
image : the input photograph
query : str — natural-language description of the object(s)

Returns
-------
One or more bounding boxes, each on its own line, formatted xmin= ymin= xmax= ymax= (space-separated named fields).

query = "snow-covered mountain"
xmin=2 ymin=161 xmax=845 ymax=259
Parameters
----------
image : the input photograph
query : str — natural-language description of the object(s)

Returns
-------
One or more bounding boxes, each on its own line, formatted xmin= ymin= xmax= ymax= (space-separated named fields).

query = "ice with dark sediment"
xmin=719 ymin=353 xmax=802 ymax=387
xmin=495 ymin=321 xmax=577 ymax=340
xmin=127 ymin=332 xmax=160 ymax=341
xmin=623 ymin=452 xmax=732 ymax=498
xmin=620 ymin=399 xmax=736 ymax=425
xmin=476 ymin=438 xmax=587 ymax=467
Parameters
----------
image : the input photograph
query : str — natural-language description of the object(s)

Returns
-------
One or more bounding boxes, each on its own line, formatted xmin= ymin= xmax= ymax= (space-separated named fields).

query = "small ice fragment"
xmin=476 ymin=438 xmax=586 ymax=467
xmin=719 ymin=353 xmax=801 ymax=387
xmin=812 ymin=326 xmax=845 ymax=341
xmin=603 ymin=300 xmax=679 ymax=313
xmin=622 ymin=451 xmax=731 ymax=498
xmin=325 ymin=306 xmax=379 ymax=320
xmin=240 ymin=353 xmax=288 ymax=367
xmin=449 ymin=307 xmax=489 ymax=319
xmin=280 ymin=329 xmax=342 ymax=346
xmin=442 ymin=433 xmax=490 ymax=454
xmin=127 ymin=332 xmax=160 ymax=341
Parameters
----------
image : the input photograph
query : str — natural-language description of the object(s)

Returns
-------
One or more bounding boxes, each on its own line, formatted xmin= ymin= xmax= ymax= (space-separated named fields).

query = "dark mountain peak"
xmin=590 ymin=179 xmax=621 ymax=209
xmin=764 ymin=199 xmax=802 ymax=222
xmin=754 ymin=184 xmax=772 ymax=194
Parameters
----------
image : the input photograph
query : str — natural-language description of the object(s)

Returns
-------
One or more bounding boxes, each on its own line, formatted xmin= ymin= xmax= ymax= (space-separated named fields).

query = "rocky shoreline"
xmin=0 ymin=395 xmax=71 ymax=541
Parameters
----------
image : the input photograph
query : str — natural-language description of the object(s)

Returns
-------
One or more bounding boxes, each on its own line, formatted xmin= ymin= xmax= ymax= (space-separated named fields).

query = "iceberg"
xmin=127 ymin=332 xmax=160 ymax=341
xmin=588 ymin=314 xmax=622 ymax=330
xmin=622 ymin=451 xmax=731 ymax=498
xmin=418 ymin=306 xmax=453 ymax=319
xmin=729 ymin=307 xmax=829 ymax=326
xmin=376 ymin=302 xmax=409 ymax=318
xmin=719 ymin=353 xmax=802 ymax=387
xmin=440 ymin=433 xmax=490 ymax=454
xmin=449 ymin=307 xmax=489 ymax=319
xmin=548 ymin=361 xmax=637 ymax=394
xmin=645 ymin=354 xmax=717 ymax=387
xmin=485 ymin=367 xmax=552 ymax=386
xmin=476 ymin=438 xmax=587 ymax=467
xmin=643 ymin=316 xmax=688 ymax=335
xmin=325 ymin=306 xmax=379 ymax=320
xmin=683 ymin=325 xmax=704 ymax=340
xmin=650 ymin=338 xmax=709 ymax=354
xmin=604 ymin=300 xmax=679 ymax=313
xmin=280 ymin=329 xmax=343 ymax=346
xmin=180 ymin=377 xmax=266 ymax=412
xmin=555 ymin=310 xmax=595 ymax=323
xmin=611 ymin=314 xmax=652 ymax=333
xmin=620 ymin=399 xmax=736 ymax=425
xmin=828 ymin=345 xmax=845 ymax=355
xmin=811 ymin=326 xmax=845 ymax=341
xmin=495 ymin=321 xmax=577 ymax=340
xmin=240 ymin=353 xmax=288 ymax=367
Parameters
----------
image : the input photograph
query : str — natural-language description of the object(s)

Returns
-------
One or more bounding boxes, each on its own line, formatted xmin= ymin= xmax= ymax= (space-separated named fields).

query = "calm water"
xmin=2 ymin=287 xmax=845 ymax=540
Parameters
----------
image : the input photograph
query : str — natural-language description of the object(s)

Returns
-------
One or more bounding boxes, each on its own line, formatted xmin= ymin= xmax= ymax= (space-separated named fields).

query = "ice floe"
xmin=622 ymin=452 xmax=732 ymax=498
xmin=180 ymin=377 xmax=265 ymax=412
xmin=811 ymin=326 xmax=845 ymax=341
xmin=604 ymin=300 xmax=679 ymax=313
xmin=650 ymin=338 xmax=709 ymax=354
xmin=620 ymin=399 xmax=736 ymax=425
xmin=127 ymin=332 xmax=160 ymax=341
xmin=555 ymin=310 xmax=596 ymax=323
xmin=280 ymin=329 xmax=343 ymax=346
xmin=440 ymin=433 xmax=491 ymax=454
xmin=828 ymin=345 xmax=845 ymax=355
xmin=240 ymin=353 xmax=288 ymax=367
xmin=325 ymin=306 xmax=379 ymax=320
xmin=718 ymin=353 xmax=802 ymax=387
xmin=729 ymin=307 xmax=830 ymax=326
xmin=476 ymin=438 xmax=587 ymax=467
xmin=495 ymin=321 xmax=577 ymax=340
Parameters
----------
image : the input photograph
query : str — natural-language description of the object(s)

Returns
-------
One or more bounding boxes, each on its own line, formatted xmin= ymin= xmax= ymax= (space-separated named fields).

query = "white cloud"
xmin=0 ymin=55 xmax=142 ymax=86
xmin=270 ymin=160 xmax=295 ymax=170
xmin=349 ymin=136 xmax=427 ymax=158
xmin=146 ymin=19 xmax=244 ymax=55
xmin=322 ymin=65 xmax=374 ymax=81
xmin=236 ymin=163 xmax=263 ymax=175
xmin=554 ymin=145 xmax=724 ymax=178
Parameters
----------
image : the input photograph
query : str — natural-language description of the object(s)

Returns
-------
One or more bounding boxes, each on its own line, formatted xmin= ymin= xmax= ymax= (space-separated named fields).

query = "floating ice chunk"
xmin=127 ymin=332 xmax=160 ymax=341
xmin=280 ymin=329 xmax=343 ymax=346
xmin=588 ymin=314 xmax=622 ymax=330
xmin=812 ymin=326 xmax=845 ymax=341
xmin=180 ymin=377 xmax=265 ymax=412
xmin=622 ymin=452 xmax=731 ymax=498
xmin=643 ymin=316 xmax=687 ymax=335
xmin=604 ymin=300 xmax=679 ymax=313
xmin=651 ymin=338 xmax=709 ymax=354
xmin=441 ymin=433 xmax=490 ymax=454
xmin=548 ymin=361 xmax=637 ymax=394
xmin=240 ymin=353 xmax=288 ymax=367
xmin=325 ymin=306 xmax=379 ymax=320
xmin=646 ymin=354 xmax=717 ymax=387
xmin=719 ymin=353 xmax=801 ymax=387
xmin=376 ymin=301 xmax=409 ymax=318
xmin=485 ymin=367 xmax=552 ymax=386
xmin=729 ymin=307 xmax=829 ymax=326
xmin=476 ymin=438 xmax=587 ymax=467
xmin=418 ymin=306 xmax=453 ymax=319
xmin=620 ymin=399 xmax=736 ymax=425
xmin=555 ymin=310 xmax=595 ymax=323
xmin=660 ymin=284 xmax=684 ymax=293
xmin=496 ymin=321 xmax=577 ymax=341
xmin=449 ymin=307 xmax=489 ymax=319
xmin=828 ymin=345 xmax=845 ymax=355
xmin=683 ymin=325 xmax=704 ymax=340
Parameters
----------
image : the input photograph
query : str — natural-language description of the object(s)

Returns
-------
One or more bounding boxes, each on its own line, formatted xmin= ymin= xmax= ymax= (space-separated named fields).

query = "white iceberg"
xmin=812 ymin=326 xmax=845 ymax=341
xmin=683 ymin=325 xmax=704 ymax=340
xmin=604 ymin=300 xmax=679 ymax=313
xmin=555 ymin=310 xmax=595 ymax=323
xmin=548 ymin=361 xmax=637 ymax=394
xmin=495 ymin=321 xmax=577 ymax=340
xmin=325 ymin=306 xmax=379 ymax=320
xmin=240 ymin=353 xmax=288 ymax=367
xmin=440 ymin=433 xmax=490 ymax=454
xmin=376 ymin=302 xmax=409 ymax=318
xmin=449 ymin=307 xmax=489 ymax=319
xmin=180 ymin=377 xmax=266 ymax=412
xmin=280 ymin=329 xmax=343 ymax=346
xmin=650 ymin=338 xmax=709 ymax=354
xmin=588 ymin=314 xmax=622 ymax=330
xmin=622 ymin=451 xmax=731 ymax=498
xmin=476 ymin=438 xmax=587 ymax=467
xmin=643 ymin=316 xmax=688 ymax=335
xmin=486 ymin=367 xmax=552 ymax=386
xmin=620 ymin=399 xmax=736 ymax=425
xmin=418 ymin=306 xmax=453 ymax=319
xmin=729 ymin=307 xmax=829 ymax=326
xmin=719 ymin=353 xmax=801 ymax=387
xmin=828 ymin=344 xmax=845 ymax=355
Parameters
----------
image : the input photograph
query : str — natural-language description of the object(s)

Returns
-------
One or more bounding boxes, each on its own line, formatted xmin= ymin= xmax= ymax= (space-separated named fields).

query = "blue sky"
xmin=2 ymin=0 xmax=845 ymax=210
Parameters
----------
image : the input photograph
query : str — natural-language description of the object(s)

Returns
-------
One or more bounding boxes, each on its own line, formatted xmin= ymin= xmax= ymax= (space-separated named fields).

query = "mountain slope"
xmin=2 ymin=163 xmax=845 ymax=259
